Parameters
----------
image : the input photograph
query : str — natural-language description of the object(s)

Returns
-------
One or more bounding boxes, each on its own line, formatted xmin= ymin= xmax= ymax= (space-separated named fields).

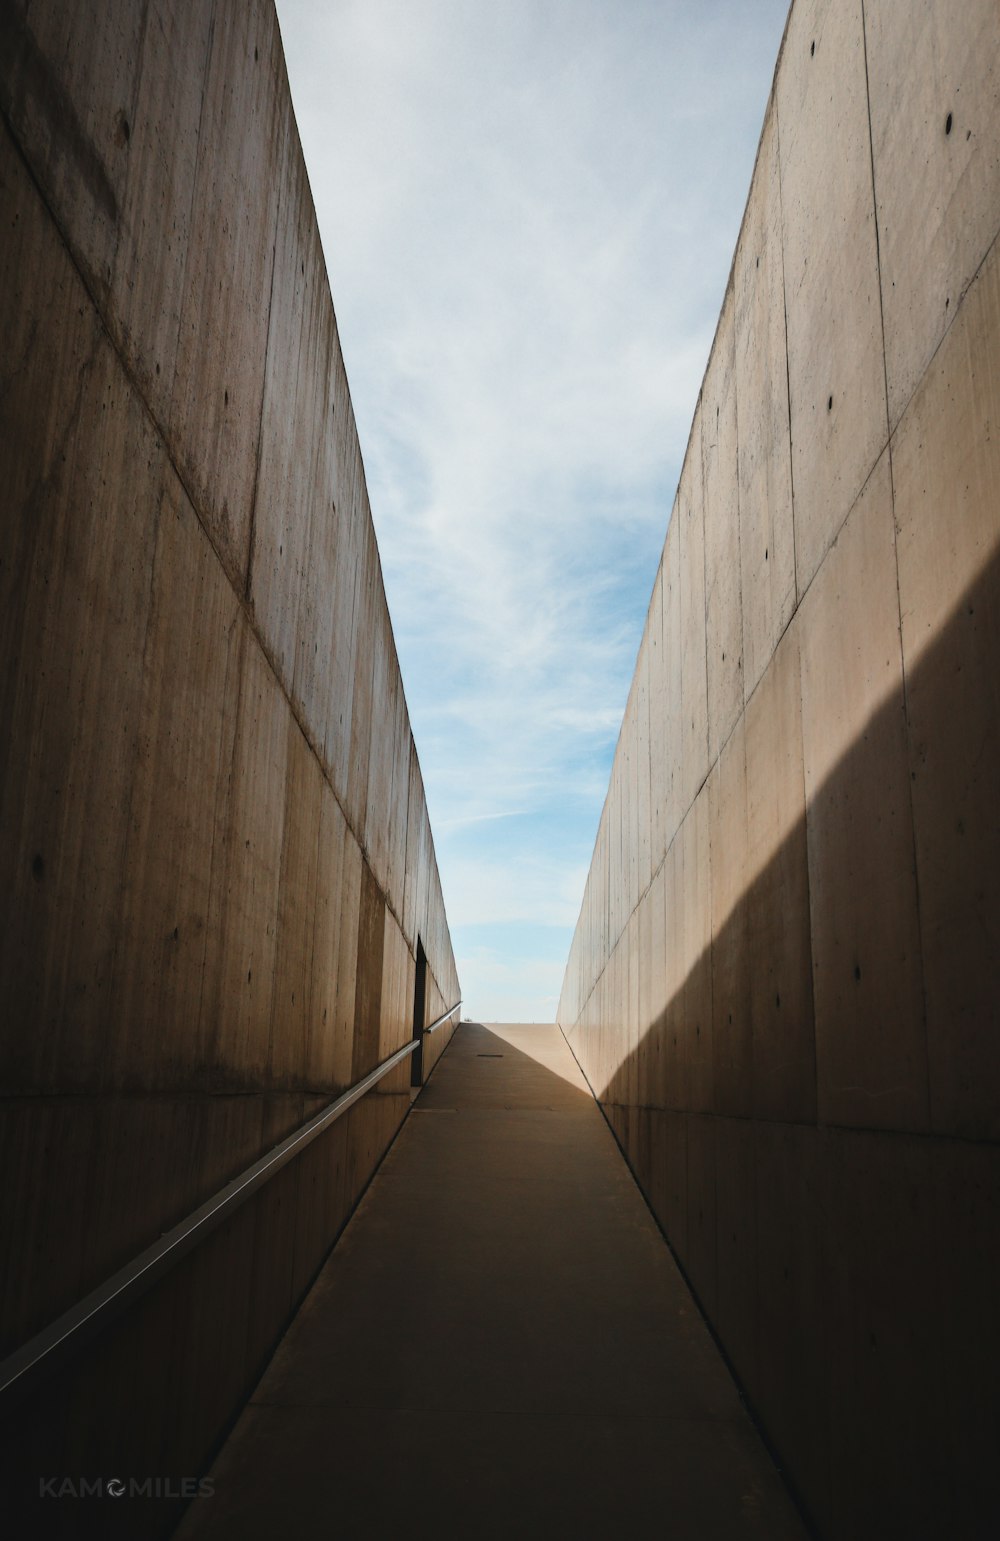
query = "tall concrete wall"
xmin=558 ymin=1 xmax=1000 ymax=1535
xmin=0 ymin=0 xmax=459 ymax=1532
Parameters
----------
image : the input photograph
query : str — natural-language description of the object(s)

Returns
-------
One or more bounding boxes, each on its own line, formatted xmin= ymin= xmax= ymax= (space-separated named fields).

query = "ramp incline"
xmin=178 ymin=1023 xmax=806 ymax=1538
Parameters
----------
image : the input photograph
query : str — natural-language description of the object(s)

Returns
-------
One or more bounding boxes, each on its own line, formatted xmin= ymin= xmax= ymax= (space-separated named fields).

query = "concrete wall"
xmin=0 ymin=0 xmax=459 ymax=1532
xmin=557 ymin=1 xmax=1000 ymax=1535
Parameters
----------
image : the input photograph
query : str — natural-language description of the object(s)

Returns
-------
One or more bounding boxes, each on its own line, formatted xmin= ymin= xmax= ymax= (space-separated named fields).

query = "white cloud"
xmin=445 ymin=851 xmax=591 ymax=931
xmin=275 ymin=0 xmax=790 ymax=1018
xmin=456 ymin=955 xmax=567 ymax=1025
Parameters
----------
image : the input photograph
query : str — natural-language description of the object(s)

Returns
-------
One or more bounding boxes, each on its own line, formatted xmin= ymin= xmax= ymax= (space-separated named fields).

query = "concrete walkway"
xmin=177 ymin=1024 xmax=807 ymax=1539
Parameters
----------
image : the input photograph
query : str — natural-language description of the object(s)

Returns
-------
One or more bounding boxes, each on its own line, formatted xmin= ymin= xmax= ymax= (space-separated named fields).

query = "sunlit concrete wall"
xmin=0 ymin=0 xmax=459 ymax=1531
xmin=557 ymin=1 xmax=1000 ymax=1535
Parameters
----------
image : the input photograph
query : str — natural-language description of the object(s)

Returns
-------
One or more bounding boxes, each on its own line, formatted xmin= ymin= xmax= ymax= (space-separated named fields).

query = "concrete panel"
xmin=109 ymin=478 xmax=242 ymax=1087
xmin=0 ymin=119 xmax=98 ymax=956
xmin=607 ymin=757 xmax=621 ymax=946
xmin=269 ymin=721 xmax=325 ymax=1085
xmin=778 ymin=0 xmax=888 ymax=593
xmin=342 ymin=1090 xmax=393 ymax=1212
xmin=351 ymin=859 xmax=386 ymax=1080
xmin=625 ymin=909 xmax=641 ymax=1110
xmin=621 ymin=696 xmax=635 ymax=924
xmin=248 ymin=124 xmax=332 ymax=698
xmin=202 ymin=632 xmax=289 ymax=1085
xmin=647 ymin=566 xmax=667 ymax=872
xmin=754 ymin=1121 xmax=831 ymax=1526
xmin=290 ymin=1117 xmax=350 ymax=1305
xmin=684 ymin=1115 xmax=717 ymax=1322
xmin=600 ymin=943 xmax=619 ymax=1106
xmin=0 ymin=1100 xmax=97 ymax=1352
xmin=619 ymin=899 xmax=634 ymax=1109
xmin=401 ymin=743 xmax=424 ymax=948
xmin=714 ymin=1117 xmax=758 ymax=1393
xmin=826 ymin=1130 xmax=941 ymax=1540
xmin=866 ymin=0 xmax=1000 ymax=431
xmin=891 ymin=239 xmax=1000 ymax=1138
xmin=678 ymin=409 xmax=710 ymax=816
xmin=345 ymin=521 xmax=378 ymax=842
xmin=321 ymin=449 xmax=364 ymax=806
xmin=109 ymin=0 xmax=215 ymax=422
xmin=660 ymin=831 xmax=683 ymax=1112
xmin=386 ymin=685 xmax=411 ymax=910
xmin=643 ymin=858 xmax=667 ymax=1110
xmin=335 ymin=833 xmax=364 ymax=1079
xmin=931 ymin=1140 xmax=1000 ymax=1536
xmin=636 ymin=634 xmax=652 ymax=896
xmin=170 ymin=0 xmax=285 ymax=585
xmin=744 ymin=622 xmax=816 ymax=1123
xmin=701 ymin=285 xmax=744 ymax=762
xmin=614 ymin=741 xmax=625 ymax=949
xmin=612 ymin=946 xmax=626 ymax=1107
xmin=0 ymin=1091 xmax=317 ymax=1370
xmin=365 ymin=597 xmax=396 ymax=894
xmin=162 ymin=1200 xmax=259 ymax=1487
xmin=662 ymin=1110 xmax=688 ymax=1257
xmin=635 ymin=893 xmax=653 ymax=1106
xmin=735 ymin=100 xmax=796 ymax=698
xmin=413 ymin=806 xmax=433 ymax=966
xmin=679 ymin=788 xmax=713 ymax=1113
xmin=661 ymin=516 xmax=684 ymax=849
xmin=709 ymin=716 xmax=751 ymax=1118
xmin=378 ymin=913 xmax=401 ymax=1059
xmin=293 ymin=429 xmax=343 ymax=788
xmin=304 ymin=782 xmax=347 ymax=1089
xmin=246 ymin=1144 xmax=302 ymax=1384
xmin=0 ymin=147 xmax=161 ymax=1092
xmin=0 ymin=0 xmax=145 ymax=306
xmin=799 ymin=452 xmax=928 ymax=1131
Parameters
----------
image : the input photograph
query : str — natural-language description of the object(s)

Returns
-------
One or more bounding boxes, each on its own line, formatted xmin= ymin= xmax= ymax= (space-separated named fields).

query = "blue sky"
xmin=274 ymin=0 xmax=790 ymax=1021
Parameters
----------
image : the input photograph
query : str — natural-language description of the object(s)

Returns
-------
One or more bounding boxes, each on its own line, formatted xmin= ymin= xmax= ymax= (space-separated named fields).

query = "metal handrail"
xmin=0 ymin=1000 xmax=461 ymax=1403
xmin=424 ymin=1001 xmax=462 ymax=1035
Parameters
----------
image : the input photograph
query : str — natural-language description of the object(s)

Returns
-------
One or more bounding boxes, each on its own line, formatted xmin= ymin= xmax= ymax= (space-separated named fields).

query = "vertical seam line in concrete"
xmin=860 ymin=0 xmax=931 ymax=1119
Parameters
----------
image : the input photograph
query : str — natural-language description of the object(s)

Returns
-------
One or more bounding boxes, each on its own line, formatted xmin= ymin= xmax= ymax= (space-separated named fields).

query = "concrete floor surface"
xmin=176 ymin=1023 xmax=807 ymax=1539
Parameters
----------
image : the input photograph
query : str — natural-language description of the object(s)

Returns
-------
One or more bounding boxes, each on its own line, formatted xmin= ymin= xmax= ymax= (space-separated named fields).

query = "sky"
xmin=274 ymin=0 xmax=790 ymax=1022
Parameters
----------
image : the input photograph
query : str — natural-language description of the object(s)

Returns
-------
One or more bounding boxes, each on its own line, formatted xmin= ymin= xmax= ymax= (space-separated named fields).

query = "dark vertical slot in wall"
xmin=411 ymin=938 xmax=427 ymax=1086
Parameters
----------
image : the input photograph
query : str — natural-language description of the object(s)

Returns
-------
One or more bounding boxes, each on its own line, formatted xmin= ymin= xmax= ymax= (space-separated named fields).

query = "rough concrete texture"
xmin=176 ymin=1024 xmax=808 ymax=1541
xmin=0 ymin=1 xmax=458 ymax=1533
xmin=557 ymin=1 xmax=1000 ymax=1535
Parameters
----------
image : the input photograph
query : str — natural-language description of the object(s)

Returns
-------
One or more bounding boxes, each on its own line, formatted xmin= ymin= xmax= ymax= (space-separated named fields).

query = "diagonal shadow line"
xmin=560 ymin=537 xmax=1000 ymax=1538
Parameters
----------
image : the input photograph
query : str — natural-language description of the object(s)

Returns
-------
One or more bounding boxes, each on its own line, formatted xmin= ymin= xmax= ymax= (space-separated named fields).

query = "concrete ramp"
xmin=178 ymin=1023 xmax=806 ymax=1539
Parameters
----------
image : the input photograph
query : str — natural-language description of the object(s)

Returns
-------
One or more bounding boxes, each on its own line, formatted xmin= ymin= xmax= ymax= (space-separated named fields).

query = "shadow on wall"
xmin=569 ymin=536 xmax=1000 ymax=1539
xmin=0 ymin=1073 xmax=412 ymax=1540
